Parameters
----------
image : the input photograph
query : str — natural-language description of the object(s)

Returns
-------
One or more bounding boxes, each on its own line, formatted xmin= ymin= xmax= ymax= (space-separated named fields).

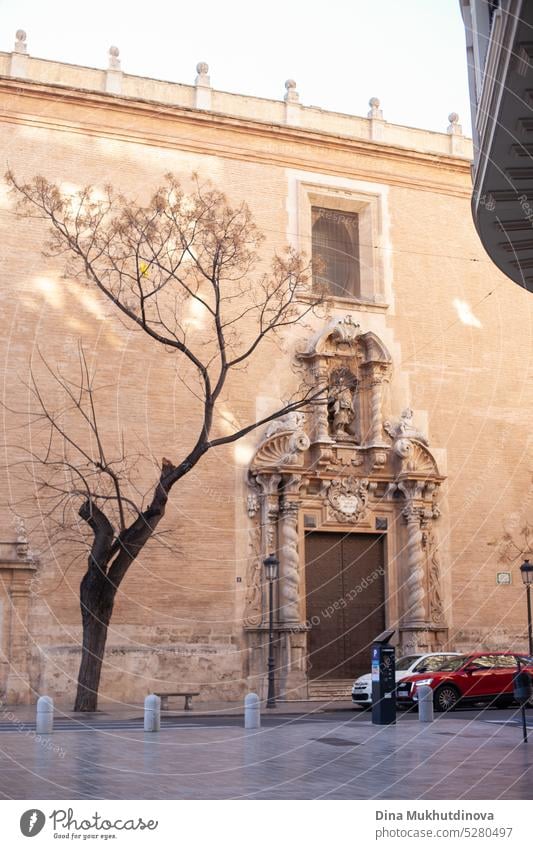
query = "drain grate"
xmin=313 ymin=737 xmax=361 ymax=747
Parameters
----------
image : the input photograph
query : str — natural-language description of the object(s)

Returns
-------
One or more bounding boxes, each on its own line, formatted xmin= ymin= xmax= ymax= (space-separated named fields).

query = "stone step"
xmin=307 ymin=679 xmax=353 ymax=700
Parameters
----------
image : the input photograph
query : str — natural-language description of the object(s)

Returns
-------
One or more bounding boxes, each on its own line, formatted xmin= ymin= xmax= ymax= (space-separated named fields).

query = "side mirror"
xmin=464 ymin=664 xmax=479 ymax=674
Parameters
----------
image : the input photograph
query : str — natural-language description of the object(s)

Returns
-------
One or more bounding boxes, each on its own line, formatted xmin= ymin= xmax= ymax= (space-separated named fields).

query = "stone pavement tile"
xmin=0 ymin=716 xmax=532 ymax=800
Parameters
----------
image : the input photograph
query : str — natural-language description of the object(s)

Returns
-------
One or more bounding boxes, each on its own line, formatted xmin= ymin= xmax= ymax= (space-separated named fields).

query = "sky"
xmin=0 ymin=0 xmax=472 ymax=135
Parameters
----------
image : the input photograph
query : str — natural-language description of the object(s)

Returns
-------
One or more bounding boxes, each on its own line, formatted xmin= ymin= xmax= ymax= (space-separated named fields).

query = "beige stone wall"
xmin=0 ymin=61 xmax=531 ymax=705
xmin=0 ymin=49 xmax=472 ymax=158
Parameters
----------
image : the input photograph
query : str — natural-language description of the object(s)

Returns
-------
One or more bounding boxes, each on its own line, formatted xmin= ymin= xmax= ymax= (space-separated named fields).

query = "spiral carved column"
xmin=402 ymin=504 xmax=426 ymax=626
xmin=369 ymin=377 xmax=385 ymax=444
xmin=279 ymin=501 xmax=301 ymax=623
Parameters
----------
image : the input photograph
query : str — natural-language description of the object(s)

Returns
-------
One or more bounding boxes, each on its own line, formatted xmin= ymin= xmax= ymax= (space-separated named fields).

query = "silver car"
xmin=351 ymin=652 xmax=462 ymax=707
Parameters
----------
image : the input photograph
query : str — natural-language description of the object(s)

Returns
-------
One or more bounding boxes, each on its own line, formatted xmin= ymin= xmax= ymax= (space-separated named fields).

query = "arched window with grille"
xmin=312 ymin=207 xmax=360 ymax=299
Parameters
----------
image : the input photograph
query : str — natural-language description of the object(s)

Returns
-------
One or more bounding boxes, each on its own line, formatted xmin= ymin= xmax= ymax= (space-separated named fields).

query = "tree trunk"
xmin=73 ymin=476 xmax=170 ymax=711
xmin=74 ymin=580 xmax=114 ymax=712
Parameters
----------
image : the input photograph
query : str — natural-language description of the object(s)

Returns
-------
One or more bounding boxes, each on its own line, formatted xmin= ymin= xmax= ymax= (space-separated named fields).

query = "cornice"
xmin=0 ymin=77 xmax=473 ymax=198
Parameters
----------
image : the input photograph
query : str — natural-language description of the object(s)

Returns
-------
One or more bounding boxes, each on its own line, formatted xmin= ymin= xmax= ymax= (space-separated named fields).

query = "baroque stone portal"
xmin=245 ymin=316 xmax=449 ymax=699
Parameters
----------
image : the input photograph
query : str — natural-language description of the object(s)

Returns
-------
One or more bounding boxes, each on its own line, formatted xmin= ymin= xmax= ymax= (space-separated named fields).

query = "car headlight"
xmin=414 ymin=678 xmax=433 ymax=687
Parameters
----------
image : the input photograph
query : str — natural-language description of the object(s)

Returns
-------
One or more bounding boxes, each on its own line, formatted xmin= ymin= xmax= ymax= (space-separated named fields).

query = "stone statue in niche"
xmin=328 ymin=368 xmax=359 ymax=443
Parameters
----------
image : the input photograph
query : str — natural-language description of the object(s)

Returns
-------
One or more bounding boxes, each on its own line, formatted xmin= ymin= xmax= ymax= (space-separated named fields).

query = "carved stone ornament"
xmin=330 ymin=314 xmax=361 ymax=347
xmin=244 ymin=521 xmax=262 ymax=626
xmin=247 ymin=493 xmax=259 ymax=518
xmin=384 ymin=408 xmax=428 ymax=445
xmin=326 ymin=477 xmax=370 ymax=523
xmin=264 ymin=410 xmax=305 ymax=438
xmin=252 ymin=429 xmax=310 ymax=469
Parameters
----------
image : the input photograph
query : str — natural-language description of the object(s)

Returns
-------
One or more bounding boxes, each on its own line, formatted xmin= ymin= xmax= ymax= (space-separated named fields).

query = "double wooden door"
xmin=305 ymin=532 xmax=385 ymax=680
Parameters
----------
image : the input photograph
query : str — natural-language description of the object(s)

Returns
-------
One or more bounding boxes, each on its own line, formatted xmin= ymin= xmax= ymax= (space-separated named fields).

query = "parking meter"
xmin=371 ymin=628 xmax=396 ymax=725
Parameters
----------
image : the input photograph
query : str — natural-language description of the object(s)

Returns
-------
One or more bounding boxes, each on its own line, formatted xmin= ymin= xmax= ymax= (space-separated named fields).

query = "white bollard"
xmin=244 ymin=692 xmax=261 ymax=729
xmin=36 ymin=696 xmax=54 ymax=734
xmin=144 ymin=694 xmax=161 ymax=732
xmin=418 ymin=685 xmax=434 ymax=723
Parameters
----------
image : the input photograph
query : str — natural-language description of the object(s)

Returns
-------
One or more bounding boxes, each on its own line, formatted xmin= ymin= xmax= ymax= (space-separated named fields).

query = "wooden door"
xmin=305 ymin=532 xmax=385 ymax=680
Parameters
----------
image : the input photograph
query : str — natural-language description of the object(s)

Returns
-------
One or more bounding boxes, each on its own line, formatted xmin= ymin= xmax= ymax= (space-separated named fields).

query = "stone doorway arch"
xmin=245 ymin=316 xmax=448 ymax=699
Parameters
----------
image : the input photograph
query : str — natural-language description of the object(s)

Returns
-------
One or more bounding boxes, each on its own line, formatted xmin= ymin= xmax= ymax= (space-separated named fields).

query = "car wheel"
xmin=434 ymin=684 xmax=460 ymax=712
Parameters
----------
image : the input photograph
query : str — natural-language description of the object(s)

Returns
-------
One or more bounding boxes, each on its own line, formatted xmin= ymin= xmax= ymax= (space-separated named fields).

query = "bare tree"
xmin=5 ymin=171 xmax=325 ymax=711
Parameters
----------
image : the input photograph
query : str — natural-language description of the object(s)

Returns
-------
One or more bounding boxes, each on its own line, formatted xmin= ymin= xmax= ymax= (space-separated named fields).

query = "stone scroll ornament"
xmin=325 ymin=476 xmax=370 ymax=523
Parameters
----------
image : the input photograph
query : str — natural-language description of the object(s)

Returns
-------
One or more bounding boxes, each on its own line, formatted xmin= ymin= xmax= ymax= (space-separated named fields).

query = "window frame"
xmin=296 ymin=181 xmax=387 ymax=308
xmin=311 ymin=205 xmax=361 ymax=299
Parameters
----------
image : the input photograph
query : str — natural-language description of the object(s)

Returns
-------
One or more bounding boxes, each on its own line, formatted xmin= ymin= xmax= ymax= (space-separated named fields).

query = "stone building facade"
xmin=0 ymin=35 xmax=532 ymax=705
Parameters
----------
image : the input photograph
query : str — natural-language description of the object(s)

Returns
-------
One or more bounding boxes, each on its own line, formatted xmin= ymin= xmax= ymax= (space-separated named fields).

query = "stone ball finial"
xmin=14 ymin=29 xmax=27 ymax=54
xmin=195 ymin=62 xmax=211 ymax=89
xmin=108 ymin=45 xmax=121 ymax=70
xmin=367 ymin=96 xmax=383 ymax=119
xmin=284 ymin=79 xmax=299 ymax=104
xmin=447 ymin=112 xmax=462 ymax=135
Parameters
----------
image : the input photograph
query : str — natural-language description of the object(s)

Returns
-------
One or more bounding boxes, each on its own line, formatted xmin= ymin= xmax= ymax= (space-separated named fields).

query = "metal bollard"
xmin=244 ymin=692 xmax=261 ymax=729
xmin=418 ymin=685 xmax=434 ymax=723
xmin=36 ymin=696 xmax=54 ymax=734
xmin=144 ymin=694 xmax=161 ymax=732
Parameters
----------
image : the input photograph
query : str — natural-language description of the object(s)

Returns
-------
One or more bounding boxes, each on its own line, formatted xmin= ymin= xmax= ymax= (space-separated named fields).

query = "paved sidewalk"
xmin=0 ymin=698 xmax=356 ymax=722
xmin=0 ymin=705 xmax=532 ymax=799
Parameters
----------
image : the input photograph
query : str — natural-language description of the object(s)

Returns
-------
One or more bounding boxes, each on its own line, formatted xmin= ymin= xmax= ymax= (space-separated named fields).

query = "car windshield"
xmin=414 ymin=655 xmax=466 ymax=673
xmin=395 ymin=655 xmax=422 ymax=671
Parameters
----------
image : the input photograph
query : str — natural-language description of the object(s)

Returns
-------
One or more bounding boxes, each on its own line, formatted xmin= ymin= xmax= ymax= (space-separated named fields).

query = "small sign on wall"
xmin=496 ymin=571 xmax=512 ymax=585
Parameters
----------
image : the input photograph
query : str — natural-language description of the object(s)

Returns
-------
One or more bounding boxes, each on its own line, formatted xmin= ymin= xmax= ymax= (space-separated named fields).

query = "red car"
xmin=396 ymin=652 xmax=533 ymax=712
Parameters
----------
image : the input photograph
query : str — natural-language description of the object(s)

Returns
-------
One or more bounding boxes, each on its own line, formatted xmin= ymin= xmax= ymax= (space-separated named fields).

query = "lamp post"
xmin=263 ymin=553 xmax=279 ymax=709
xmin=519 ymin=559 xmax=533 ymax=657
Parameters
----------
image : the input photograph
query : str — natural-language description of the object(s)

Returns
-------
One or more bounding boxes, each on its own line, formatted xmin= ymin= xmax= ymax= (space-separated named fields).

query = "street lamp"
xmin=519 ymin=559 xmax=533 ymax=657
xmin=263 ymin=553 xmax=279 ymax=708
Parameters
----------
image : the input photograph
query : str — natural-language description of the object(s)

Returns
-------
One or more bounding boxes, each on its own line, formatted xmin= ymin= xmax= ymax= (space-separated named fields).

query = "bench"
xmin=154 ymin=691 xmax=200 ymax=711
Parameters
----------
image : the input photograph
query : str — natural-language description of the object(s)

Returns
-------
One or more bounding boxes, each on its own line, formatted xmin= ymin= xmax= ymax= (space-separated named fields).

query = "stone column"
xmin=369 ymin=374 xmax=385 ymax=445
xmin=4 ymin=569 xmax=35 ymax=704
xmin=362 ymin=362 xmax=388 ymax=446
xmin=312 ymin=362 xmax=331 ymax=444
xmin=279 ymin=501 xmax=301 ymax=623
xmin=255 ymin=473 xmax=281 ymax=623
xmin=401 ymin=503 xmax=426 ymax=627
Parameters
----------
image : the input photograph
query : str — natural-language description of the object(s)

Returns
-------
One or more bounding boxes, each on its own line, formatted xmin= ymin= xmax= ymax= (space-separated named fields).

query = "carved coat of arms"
xmin=326 ymin=477 xmax=370 ymax=523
